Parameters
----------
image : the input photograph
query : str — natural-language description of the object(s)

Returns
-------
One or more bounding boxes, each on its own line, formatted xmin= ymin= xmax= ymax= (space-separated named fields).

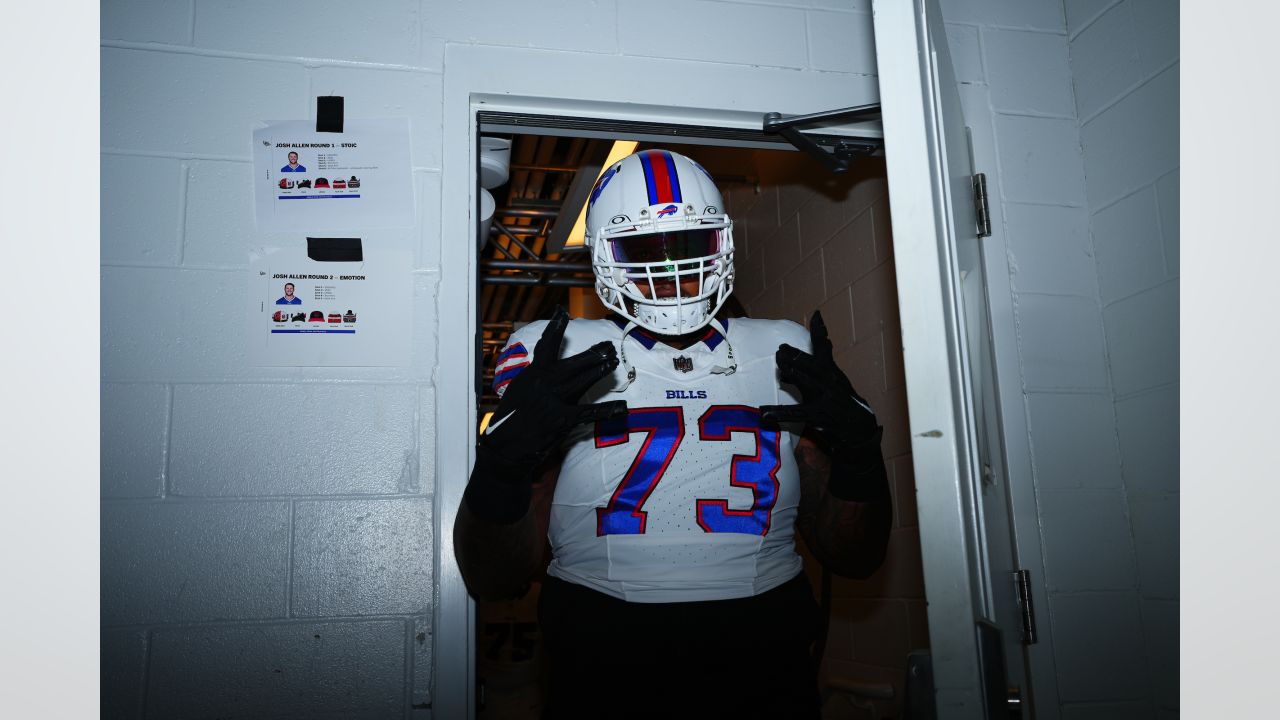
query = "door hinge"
xmin=972 ymin=172 xmax=992 ymax=238
xmin=1014 ymin=569 xmax=1038 ymax=645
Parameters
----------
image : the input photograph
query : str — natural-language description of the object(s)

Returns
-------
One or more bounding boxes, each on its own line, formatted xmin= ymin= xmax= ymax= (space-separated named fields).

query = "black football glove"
xmin=466 ymin=306 xmax=628 ymax=522
xmin=760 ymin=311 xmax=886 ymax=502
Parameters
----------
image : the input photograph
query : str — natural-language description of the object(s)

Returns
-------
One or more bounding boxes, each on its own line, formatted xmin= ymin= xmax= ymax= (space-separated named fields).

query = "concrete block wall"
xmin=1066 ymin=1 xmax=1179 ymax=716
xmin=731 ymin=152 xmax=923 ymax=719
xmin=99 ymin=0 xmax=448 ymax=716
xmin=101 ymin=1 xmax=883 ymax=717
xmin=939 ymin=0 xmax=1177 ymax=716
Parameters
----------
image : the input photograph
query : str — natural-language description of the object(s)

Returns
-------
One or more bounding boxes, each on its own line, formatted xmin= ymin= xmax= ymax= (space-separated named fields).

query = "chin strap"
xmin=611 ymin=316 xmax=738 ymax=391
xmin=707 ymin=317 xmax=737 ymax=376
xmin=610 ymin=320 xmax=640 ymax=393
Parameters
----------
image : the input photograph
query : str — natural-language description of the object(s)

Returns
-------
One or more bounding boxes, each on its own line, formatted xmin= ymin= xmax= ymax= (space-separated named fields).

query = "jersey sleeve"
xmin=492 ymin=321 xmax=546 ymax=398
xmin=767 ymin=318 xmax=812 ymax=356
xmin=766 ymin=319 xmax=813 ymax=409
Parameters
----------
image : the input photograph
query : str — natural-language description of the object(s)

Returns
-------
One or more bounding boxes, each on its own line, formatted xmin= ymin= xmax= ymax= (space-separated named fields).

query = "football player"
xmin=455 ymin=149 xmax=892 ymax=718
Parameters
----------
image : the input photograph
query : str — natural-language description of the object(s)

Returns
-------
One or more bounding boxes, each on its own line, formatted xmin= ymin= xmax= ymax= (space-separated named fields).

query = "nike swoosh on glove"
xmin=466 ymin=306 xmax=628 ymax=522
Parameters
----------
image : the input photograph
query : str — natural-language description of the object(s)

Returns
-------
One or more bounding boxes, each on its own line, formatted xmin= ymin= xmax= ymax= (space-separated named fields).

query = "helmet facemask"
xmin=585 ymin=149 xmax=736 ymax=336
xmin=592 ymin=224 xmax=735 ymax=335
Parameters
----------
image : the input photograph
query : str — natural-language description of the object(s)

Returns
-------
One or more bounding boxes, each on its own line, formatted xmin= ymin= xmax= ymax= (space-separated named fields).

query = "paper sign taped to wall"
xmin=253 ymin=118 xmax=414 ymax=231
xmin=247 ymin=246 xmax=411 ymax=366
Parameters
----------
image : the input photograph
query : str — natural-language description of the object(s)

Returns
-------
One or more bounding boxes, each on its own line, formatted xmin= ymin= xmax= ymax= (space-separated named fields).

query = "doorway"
xmin=470 ymin=126 xmax=925 ymax=720
xmin=433 ymin=10 xmax=1033 ymax=715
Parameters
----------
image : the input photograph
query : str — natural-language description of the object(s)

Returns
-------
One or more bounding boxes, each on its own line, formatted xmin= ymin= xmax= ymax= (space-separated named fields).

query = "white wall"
xmin=100 ymin=1 xmax=880 ymax=717
xmin=100 ymin=0 xmax=442 ymax=711
xmin=937 ymin=0 xmax=1178 ymax=716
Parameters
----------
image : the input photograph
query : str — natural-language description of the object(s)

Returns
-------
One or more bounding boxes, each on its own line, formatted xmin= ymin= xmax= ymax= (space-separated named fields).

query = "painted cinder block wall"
xmin=100 ymin=0 xmax=444 ymax=714
xmin=938 ymin=0 xmax=1178 ymax=717
xmin=1065 ymin=1 xmax=1179 ymax=716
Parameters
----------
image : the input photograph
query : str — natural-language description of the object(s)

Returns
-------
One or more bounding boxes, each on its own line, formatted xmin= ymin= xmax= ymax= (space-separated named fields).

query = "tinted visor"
xmin=610 ymin=229 xmax=721 ymax=266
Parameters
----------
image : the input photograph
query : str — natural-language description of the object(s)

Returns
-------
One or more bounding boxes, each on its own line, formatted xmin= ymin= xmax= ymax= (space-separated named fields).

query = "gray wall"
xmin=1067 ymin=1 xmax=1179 ymax=715
xmin=938 ymin=0 xmax=1178 ymax=716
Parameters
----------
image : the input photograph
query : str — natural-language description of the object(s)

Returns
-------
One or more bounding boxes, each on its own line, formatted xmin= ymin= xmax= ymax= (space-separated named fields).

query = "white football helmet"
xmin=584 ymin=149 xmax=735 ymax=336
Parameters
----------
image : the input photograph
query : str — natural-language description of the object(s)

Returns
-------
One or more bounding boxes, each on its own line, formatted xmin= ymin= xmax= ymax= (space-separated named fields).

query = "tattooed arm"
xmin=793 ymin=433 xmax=893 ymax=579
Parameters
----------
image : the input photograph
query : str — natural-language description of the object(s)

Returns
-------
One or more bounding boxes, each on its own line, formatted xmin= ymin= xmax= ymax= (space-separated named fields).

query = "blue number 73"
xmin=594 ymin=405 xmax=782 ymax=536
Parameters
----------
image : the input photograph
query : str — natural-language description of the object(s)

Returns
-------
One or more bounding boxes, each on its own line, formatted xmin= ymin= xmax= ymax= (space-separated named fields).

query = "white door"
xmin=874 ymin=0 xmax=1034 ymax=716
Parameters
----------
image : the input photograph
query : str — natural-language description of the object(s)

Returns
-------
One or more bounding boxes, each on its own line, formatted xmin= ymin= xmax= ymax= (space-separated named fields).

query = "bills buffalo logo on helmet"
xmin=657 ymin=204 xmax=679 ymax=217
xmin=589 ymin=164 xmax=621 ymax=207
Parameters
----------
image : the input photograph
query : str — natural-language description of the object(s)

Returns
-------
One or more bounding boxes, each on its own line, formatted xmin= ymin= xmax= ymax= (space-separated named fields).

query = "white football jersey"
xmin=493 ymin=316 xmax=811 ymax=603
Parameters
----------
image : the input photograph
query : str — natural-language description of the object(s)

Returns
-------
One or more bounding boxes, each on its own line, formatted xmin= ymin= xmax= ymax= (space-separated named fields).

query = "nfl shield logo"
xmin=673 ymin=356 xmax=693 ymax=373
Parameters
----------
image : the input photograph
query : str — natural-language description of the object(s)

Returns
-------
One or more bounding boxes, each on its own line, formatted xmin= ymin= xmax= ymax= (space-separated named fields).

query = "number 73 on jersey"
xmin=594 ymin=405 xmax=782 ymax=537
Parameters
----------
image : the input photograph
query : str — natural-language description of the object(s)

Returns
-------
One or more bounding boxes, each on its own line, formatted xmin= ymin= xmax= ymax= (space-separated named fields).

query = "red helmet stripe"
xmin=639 ymin=150 xmax=683 ymax=206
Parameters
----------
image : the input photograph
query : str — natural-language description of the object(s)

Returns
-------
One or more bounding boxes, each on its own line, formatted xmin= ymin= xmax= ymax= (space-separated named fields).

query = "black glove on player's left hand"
xmin=760 ymin=311 xmax=879 ymax=449
xmin=760 ymin=311 xmax=885 ymax=501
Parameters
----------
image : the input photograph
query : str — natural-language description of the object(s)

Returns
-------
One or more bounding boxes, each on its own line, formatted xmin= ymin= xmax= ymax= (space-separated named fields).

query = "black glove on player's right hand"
xmin=466 ymin=306 xmax=628 ymax=522
xmin=482 ymin=305 xmax=628 ymax=464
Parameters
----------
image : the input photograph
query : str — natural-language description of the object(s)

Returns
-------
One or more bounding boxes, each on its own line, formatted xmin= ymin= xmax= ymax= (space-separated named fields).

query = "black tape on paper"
xmin=316 ymin=96 xmax=344 ymax=134
xmin=307 ymin=237 xmax=363 ymax=262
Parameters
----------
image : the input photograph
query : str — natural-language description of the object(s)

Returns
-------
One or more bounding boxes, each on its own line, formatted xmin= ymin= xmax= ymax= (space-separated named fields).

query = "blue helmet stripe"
xmin=639 ymin=151 xmax=658 ymax=205
xmin=660 ymin=151 xmax=682 ymax=203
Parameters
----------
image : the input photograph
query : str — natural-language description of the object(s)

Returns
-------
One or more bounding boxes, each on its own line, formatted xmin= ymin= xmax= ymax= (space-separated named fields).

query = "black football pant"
xmin=538 ymin=572 xmax=822 ymax=720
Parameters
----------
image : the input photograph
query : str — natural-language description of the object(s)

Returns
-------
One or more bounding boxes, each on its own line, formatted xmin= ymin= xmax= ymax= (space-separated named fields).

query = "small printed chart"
xmin=253 ymin=118 xmax=414 ymax=231
xmin=247 ymin=246 xmax=411 ymax=367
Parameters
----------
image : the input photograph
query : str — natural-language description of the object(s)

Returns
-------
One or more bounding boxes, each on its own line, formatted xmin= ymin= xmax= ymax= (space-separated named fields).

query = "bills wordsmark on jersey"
xmin=493 ymin=342 xmax=528 ymax=396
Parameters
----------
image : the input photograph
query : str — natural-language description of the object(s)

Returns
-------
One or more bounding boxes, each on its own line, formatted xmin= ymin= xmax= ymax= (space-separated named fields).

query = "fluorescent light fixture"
xmin=562 ymin=140 xmax=639 ymax=250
